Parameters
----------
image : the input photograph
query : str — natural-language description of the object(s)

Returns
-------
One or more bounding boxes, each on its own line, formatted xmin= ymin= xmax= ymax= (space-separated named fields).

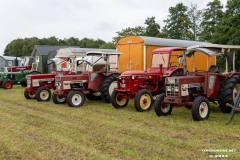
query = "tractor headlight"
xmin=120 ymin=79 xmax=126 ymax=88
xmin=132 ymin=75 xmax=135 ymax=79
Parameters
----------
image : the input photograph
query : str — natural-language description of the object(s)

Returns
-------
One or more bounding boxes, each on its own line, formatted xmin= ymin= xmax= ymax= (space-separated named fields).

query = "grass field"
xmin=0 ymin=85 xmax=239 ymax=159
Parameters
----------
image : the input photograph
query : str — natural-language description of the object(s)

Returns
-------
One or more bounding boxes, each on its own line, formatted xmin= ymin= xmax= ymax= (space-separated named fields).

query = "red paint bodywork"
xmin=6 ymin=65 xmax=32 ymax=72
xmin=115 ymin=47 xmax=185 ymax=98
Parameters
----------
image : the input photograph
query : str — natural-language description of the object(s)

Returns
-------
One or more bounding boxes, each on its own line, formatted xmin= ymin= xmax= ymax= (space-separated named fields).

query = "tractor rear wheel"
xmin=3 ymin=81 xmax=13 ymax=89
xmin=154 ymin=94 xmax=173 ymax=116
xmin=218 ymin=74 xmax=240 ymax=113
xmin=111 ymin=90 xmax=129 ymax=108
xmin=67 ymin=90 xmax=85 ymax=107
xmin=20 ymin=79 xmax=27 ymax=87
xmin=24 ymin=90 xmax=35 ymax=99
xmin=35 ymin=86 xmax=51 ymax=101
xmin=101 ymin=74 xmax=119 ymax=103
xmin=192 ymin=96 xmax=210 ymax=121
xmin=52 ymin=94 xmax=66 ymax=104
xmin=134 ymin=89 xmax=153 ymax=112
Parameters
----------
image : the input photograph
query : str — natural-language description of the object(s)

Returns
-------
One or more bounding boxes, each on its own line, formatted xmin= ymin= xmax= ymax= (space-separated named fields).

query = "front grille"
xmin=55 ymin=76 xmax=61 ymax=82
xmin=166 ymin=83 xmax=179 ymax=97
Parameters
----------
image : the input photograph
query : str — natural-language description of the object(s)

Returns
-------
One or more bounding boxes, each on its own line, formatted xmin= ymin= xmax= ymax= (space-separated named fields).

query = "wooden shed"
xmin=117 ymin=36 xmax=216 ymax=72
xmin=0 ymin=56 xmax=22 ymax=71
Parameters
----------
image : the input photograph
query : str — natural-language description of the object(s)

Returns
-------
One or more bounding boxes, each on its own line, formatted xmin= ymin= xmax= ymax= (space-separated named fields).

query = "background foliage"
xmin=4 ymin=0 xmax=240 ymax=69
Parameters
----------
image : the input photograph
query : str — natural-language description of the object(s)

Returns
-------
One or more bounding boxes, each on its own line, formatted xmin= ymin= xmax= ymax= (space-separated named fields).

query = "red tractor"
xmin=24 ymin=57 xmax=77 ymax=101
xmin=53 ymin=51 xmax=121 ymax=107
xmin=111 ymin=47 xmax=185 ymax=112
xmin=154 ymin=44 xmax=240 ymax=121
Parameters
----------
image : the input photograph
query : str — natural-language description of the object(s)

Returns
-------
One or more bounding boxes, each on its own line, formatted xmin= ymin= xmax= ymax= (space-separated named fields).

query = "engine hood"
xmin=120 ymin=70 xmax=159 ymax=76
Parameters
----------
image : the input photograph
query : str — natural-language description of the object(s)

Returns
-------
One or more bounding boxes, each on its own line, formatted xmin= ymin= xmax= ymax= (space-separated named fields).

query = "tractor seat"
xmin=208 ymin=65 xmax=220 ymax=73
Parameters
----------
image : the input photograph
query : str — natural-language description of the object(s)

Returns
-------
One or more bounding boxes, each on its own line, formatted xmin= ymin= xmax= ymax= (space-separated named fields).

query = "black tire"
xmin=24 ymin=90 xmax=35 ymax=99
xmin=192 ymin=96 xmax=210 ymax=121
xmin=67 ymin=90 xmax=85 ymax=107
xmin=101 ymin=74 xmax=119 ymax=103
xmin=3 ymin=80 xmax=13 ymax=89
xmin=86 ymin=92 xmax=102 ymax=101
xmin=52 ymin=94 xmax=66 ymax=104
xmin=171 ymin=69 xmax=184 ymax=76
xmin=154 ymin=93 xmax=173 ymax=116
xmin=111 ymin=90 xmax=129 ymax=108
xmin=35 ymin=86 xmax=51 ymax=101
xmin=134 ymin=89 xmax=153 ymax=112
xmin=217 ymin=74 xmax=240 ymax=113
xmin=20 ymin=79 xmax=27 ymax=87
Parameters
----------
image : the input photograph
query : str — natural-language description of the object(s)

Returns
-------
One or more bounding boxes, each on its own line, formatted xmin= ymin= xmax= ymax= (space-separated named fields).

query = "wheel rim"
xmin=28 ymin=92 xmax=35 ymax=98
xmin=5 ymin=82 xmax=12 ymax=89
xmin=109 ymin=81 xmax=117 ymax=96
xmin=57 ymin=95 xmax=65 ymax=102
xmin=161 ymin=103 xmax=171 ymax=113
xmin=72 ymin=94 xmax=82 ymax=105
xmin=140 ymin=94 xmax=151 ymax=110
xmin=199 ymin=102 xmax=208 ymax=118
xmin=233 ymin=84 xmax=240 ymax=103
xmin=116 ymin=92 xmax=127 ymax=106
xmin=40 ymin=90 xmax=49 ymax=100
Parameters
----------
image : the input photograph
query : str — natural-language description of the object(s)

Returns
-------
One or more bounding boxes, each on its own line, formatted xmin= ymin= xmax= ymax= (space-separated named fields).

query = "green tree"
xmin=99 ymin=42 xmax=116 ymax=49
xmin=188 ymin=4 xmax=202 ymax=40
xmin=162 ymin=3 xmax=192 ymax=40
xmin=144 ymin=17 xmax=160 ymax=37
xmin=199 ymin=0 xmax=224 ymax=41
xmin=112 ymin=26 xmax=145 ymax=44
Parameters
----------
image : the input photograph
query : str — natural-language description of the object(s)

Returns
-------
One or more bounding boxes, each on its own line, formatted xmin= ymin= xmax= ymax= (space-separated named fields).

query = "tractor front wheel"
xmin=154 ymin=94 xmax=173 ymax=116
xmin=52 ymin=94 xmax=66 ymax=104
xmin=24 ymin=90 xmax=35 ymax=99
xmin=67 ymin=91 xmax=85 ymax=107
xmin=134 ymin=89 xmax=153 ymax=112
xmin=3 ymin=81 xmax=13 ymax=89
xmin=111 ymin=90 xmax=129 ymax=108
xmin=192 ymin=96 xmax=210 ymax=121
xmin=35 ymin=86 xmax=51 ymax=101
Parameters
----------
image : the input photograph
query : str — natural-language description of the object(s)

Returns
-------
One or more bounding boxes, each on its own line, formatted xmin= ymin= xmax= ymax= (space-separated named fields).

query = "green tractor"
xmin=0 ymin=61 xmax=40 ymax=89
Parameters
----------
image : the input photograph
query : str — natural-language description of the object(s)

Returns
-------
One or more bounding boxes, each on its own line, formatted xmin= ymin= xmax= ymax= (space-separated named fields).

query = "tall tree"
xmin=112 ymin=26 xmax=145 ymax=44
xmin=199 ymin=0 xmax=224 ymax=41
xmin=188 ymin=4 xmax=202 ymax=41
xmin=162 ymin=3 xmax=192 ymax=40
xmin=144 ymin=17 xmax=160 ymax=37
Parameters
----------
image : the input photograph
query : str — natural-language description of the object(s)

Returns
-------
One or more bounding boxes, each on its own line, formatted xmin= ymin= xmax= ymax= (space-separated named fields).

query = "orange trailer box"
xmin=117 ymin=36 xmax=216 ymax=72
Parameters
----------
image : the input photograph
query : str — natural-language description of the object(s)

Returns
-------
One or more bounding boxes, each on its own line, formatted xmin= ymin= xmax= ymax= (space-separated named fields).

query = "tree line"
xmin=4 ymin=0 xmax=240 ymax=58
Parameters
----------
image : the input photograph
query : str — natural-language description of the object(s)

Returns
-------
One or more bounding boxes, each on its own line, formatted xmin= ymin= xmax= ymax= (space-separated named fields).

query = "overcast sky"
xmin=0 ymin=0 xmax=228 ymax=55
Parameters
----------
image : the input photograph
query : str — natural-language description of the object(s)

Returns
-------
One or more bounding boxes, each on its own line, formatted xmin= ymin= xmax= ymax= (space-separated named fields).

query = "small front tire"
xmin=111 ymin=90 xmax=129 ymax=108
xmin=154 ymin=94 xmax=173 ymax=116
xmin=134 ymin=89 xmax=153 ymax=112
xmin=67 ymin=91 xmax=85 ymax=107
xmin=192 ymin=96 xmax=210 ymax=121
xmin=35 ymin=86 xmax=51 ymax=101
xmin=3 ymin=81 xmax=13 ymax=89
xmin=24 ymin=90 xmax=35 ymax=99
xmin=52 ymin=94 xmax=66 ymax=104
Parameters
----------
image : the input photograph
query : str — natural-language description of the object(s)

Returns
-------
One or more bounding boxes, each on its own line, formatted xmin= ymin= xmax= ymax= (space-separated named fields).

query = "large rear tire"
xmin=111 ymin=90 xmax=129 ymax=108
xmin=67 ymin=90 xmax=85 ymax=107
xmin=35 ymin=86 xmax=51 ymax=101
xmin=101 ymin=74 xmax=119 ymax=103
xmin=154 ymin=94 xmax=173 ymax=116
xmin=218 ymin=74 xmax=240 ymax=113
xmin=134 ymin=89 xmax=153 ymax=112
xmin=192 ymin=96 xmax=210 ymax=121
xmin=52 ymin=94 xmax=66 ymax=104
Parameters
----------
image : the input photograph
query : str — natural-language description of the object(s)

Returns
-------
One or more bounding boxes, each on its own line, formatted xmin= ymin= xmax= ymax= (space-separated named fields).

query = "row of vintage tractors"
xmin=24 ymin=51 xmax=121 ymax=107
xmin=22 ymin=44 xmax=240 ymax=122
